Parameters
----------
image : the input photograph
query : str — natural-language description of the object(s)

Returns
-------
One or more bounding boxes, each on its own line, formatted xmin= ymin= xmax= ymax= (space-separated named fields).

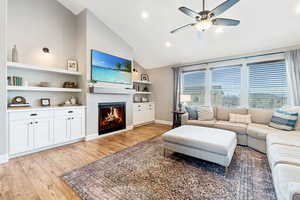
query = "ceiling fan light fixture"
xmin=195 ymin=19 xmax=212 ymax=32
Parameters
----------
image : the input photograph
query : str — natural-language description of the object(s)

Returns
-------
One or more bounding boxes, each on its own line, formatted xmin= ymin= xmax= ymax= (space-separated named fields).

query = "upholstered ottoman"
xmin=162 ymin=125 xmax=237 ymax=167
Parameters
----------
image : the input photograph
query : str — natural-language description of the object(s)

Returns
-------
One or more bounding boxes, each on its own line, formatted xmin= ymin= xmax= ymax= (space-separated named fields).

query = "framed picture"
xmin=41 ymin=98 xmax=51 ymax=107
xmin=141 ymin=74 xmax=149 ymax=82
xmin=67 ymin=60 xmax=78 ymax=71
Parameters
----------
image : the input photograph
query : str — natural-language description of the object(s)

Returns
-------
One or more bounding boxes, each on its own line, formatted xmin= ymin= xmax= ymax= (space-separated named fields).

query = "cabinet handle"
xmin=30 ymin=113 xmax=38 ymax=116
xmin=68 ymin=111 xmax=74 ymax=113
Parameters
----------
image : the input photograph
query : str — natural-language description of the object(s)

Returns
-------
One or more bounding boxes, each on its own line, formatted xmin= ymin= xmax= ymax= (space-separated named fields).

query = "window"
xmin=248 ymin=60 xmax=288 ymax=109
xmin=211 ymin=66 xmax=241 ymax=108
xmin=182 ymin=71 xmax=206 ymax=106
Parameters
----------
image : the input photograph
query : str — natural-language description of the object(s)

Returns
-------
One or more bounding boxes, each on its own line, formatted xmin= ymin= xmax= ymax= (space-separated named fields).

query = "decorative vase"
xmin=12 ymin=45 xmax=18 ymax=62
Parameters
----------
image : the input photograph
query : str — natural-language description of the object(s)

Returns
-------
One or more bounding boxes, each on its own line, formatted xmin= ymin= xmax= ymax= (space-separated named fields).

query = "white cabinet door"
xmin=53 ymin=116 xmax=69 ymax=144
xmin=69 ymin=116 xmax=84 ymax=140
xmin=9 ymin=120 xmax=34 ymax=155
xmin=34 ymin=118 xmax=53 ymax=148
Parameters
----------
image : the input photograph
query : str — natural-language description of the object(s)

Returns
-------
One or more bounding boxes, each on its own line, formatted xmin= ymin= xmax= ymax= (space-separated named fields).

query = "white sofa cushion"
xmin=247 ymin=123 xmax=287 ymax=140
xmin=186 ymin=120 xmax=216 ymax=128
xmin=215 ymin=121 xmax=247 ymax=135
xmin=273 ymin=164 xmax=300 ymax=200
xmin=268 ymin=144 xmax=300 ymax=169
xmin=162 ymin=125 xmax=236 ymax=156
xmin=267 ymin=132 xmax=300 ymax=147
xmin=216 ymin=107 xmax=248 ymax=121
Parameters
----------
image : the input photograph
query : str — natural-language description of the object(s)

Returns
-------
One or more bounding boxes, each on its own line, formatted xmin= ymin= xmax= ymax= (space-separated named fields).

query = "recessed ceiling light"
xmin=165 ymin=42 xmax=171 ymax=48
xmin=141 ymin=11 xmax=149 ymax=19
xmin=215 ymin=27 xmax=224 ymax=34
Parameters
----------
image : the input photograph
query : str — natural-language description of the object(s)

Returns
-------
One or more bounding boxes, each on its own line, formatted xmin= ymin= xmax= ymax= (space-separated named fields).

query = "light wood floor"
xmin=0 ymin=123 xmax=171 ymax=200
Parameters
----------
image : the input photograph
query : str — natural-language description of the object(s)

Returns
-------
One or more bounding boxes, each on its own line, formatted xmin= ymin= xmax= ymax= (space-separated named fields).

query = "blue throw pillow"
xmin=269 ymin=109 xmax=298 ymax=131
xmin=185 ymin=106 xmax=198 ymax=120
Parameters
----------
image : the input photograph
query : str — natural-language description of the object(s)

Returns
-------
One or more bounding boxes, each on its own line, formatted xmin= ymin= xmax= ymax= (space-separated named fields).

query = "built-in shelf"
xmin=133 ymin=80 xmax=152 ymax=85
xmin=7 ymin=86 xmax=82 ymax=93
xmin=7 ymin=62 xmax=82 ymax=76
xmin=135 ymin=91 xmax=152 ymax=94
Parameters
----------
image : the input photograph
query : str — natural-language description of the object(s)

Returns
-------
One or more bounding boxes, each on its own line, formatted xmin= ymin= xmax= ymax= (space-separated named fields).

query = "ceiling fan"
xmin=171 ymin=0 xmax=240 ymax=34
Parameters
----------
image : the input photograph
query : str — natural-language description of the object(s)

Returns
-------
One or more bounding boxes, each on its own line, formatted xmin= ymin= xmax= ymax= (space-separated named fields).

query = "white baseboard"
xmin=85 ymin=125 xmax=134 ymax=141
xmin=0 ymin=154 xmax=8 ymax=164
xmin=155 ymin=120 xmax=173 ymax=126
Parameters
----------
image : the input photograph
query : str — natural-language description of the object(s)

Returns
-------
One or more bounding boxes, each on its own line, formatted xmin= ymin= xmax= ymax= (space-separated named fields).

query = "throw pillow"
xmin=282 ymin=106 xmax=300 ymax=131
xmin=185 ymin=106 xmax=198 ymax=120
xmin=197 ymin=107 xmax=214 ymax=121
xmin=229 ymin=113 xmax=252 ymax=124
xmin=269 ymin=109 xmax=299 ymax=131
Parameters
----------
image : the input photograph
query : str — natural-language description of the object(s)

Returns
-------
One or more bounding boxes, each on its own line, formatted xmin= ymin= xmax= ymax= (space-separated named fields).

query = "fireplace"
xmin=98 ymin=102 xmax=126 ymax=135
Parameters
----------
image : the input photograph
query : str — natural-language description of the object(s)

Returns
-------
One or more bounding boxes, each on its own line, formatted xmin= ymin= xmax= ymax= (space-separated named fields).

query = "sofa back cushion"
xmin=216 ymin=107 xmax=248 ymax=121
xmin=197 ymin=107 xmax=214 ymax=121
xmin=248 ymin=109 xmax=273 ymax=125
xmin=269 ymin=109 xmax=298 ymax=131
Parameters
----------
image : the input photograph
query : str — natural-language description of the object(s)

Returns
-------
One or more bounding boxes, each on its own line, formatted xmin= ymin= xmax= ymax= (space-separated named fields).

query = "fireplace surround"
xmin=98 ymin=102 xmax=126 ymax=135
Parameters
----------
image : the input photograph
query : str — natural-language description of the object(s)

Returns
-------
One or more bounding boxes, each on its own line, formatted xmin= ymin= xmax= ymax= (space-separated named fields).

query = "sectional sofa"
xmin=181 ymin=107 xmax=300 ymax=153
xmin=182 ymin=106 xmax=300 ymax=200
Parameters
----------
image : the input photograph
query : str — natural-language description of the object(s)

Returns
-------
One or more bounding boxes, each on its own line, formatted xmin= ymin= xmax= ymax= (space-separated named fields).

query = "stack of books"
xmin=7 ymin=76 xmax=23 ymax=86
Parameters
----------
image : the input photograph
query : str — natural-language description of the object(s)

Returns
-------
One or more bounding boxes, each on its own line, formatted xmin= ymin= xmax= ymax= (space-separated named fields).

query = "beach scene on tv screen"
xmin=91 ymin=50 xmax=132 ymax=84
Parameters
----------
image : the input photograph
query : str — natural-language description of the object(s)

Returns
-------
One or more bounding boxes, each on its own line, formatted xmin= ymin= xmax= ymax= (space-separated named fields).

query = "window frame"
xmin=180 ymin=53 xmax=287 ymax=109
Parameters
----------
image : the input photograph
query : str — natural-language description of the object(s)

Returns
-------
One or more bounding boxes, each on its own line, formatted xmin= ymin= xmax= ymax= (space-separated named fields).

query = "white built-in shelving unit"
xmin=7 ymin=62 xmax=83 ymax=107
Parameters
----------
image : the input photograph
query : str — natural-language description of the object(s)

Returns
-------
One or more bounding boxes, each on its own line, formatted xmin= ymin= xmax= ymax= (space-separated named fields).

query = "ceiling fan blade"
xmin=209 ymin=0 xmax=239 ymax=17
xmin=179 ymin=7 xmax=200 ymax=18
xmin=170 ymin=23 xmax=195 ymax=34
xmin=212 ymin=18 xmax=240 ymax=26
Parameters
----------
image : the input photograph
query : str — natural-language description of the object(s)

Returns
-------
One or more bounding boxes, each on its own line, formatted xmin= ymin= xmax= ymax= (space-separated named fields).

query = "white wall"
xmin=148 ymin=66 xmax=174 ymax=122
xmin=80 ymin=10 xmax=135 ymax=136
xmin=7 ymin=0 xmax=77 ymax=68
xmin=6 ymin=0 xmax=81 ymax=107
xmin=0 ymin=0 xmax=8 ymax=160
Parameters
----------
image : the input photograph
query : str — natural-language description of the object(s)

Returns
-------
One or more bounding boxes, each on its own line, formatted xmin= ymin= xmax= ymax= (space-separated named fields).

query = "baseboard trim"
xmin=155 ymin=120 xmax=173 ymax=126
xmin=85 ymin=125 xmax=134 ymax=141
xmin=0 ymin=154 xmax=9 ymax=164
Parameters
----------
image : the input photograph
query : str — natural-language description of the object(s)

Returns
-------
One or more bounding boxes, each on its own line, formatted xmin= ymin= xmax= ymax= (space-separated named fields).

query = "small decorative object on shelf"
xmin=142 ymin=97 xmax=149 ymax=102
xmin=143 ymin=86 xmax=149 ymax=92
xmin=9 ymin=96 xmax=30 ymax=108
xmin=40 ymin=98 xmax=51 ymax=106
xmin=67 ymin=60 xmax=78 ymax=71
xmin=70 ymin=97 xmax=76 ymax=105
xmin=12 ymin=45 xmax=18 ymax=62
xmin=7 ymin=76 xmax=23 ymax=86
xmin=134 ymin=96 xmax=141 ymax=102
xmin=63 ymin=81 xmax=77 ymax=88
xmin=39 ymin=82 xmax=50 ymax=87
xmin=141 ymin=74 xmax=149 ymax=82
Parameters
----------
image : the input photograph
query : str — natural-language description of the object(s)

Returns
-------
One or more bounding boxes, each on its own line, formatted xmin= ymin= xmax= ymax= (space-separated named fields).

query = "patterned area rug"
xmin=62 ymin=137 xmax=277 ymax=200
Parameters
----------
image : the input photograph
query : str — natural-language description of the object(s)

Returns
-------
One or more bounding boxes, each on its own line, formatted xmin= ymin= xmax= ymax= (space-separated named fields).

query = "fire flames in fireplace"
xmin=101 ymin=107 xmax=123 ymax=127
xmin=98 ymin=102 xmax=126 ymax=135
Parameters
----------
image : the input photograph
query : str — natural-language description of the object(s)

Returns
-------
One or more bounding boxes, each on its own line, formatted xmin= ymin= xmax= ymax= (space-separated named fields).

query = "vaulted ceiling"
xmin=57 ymin=0 xmax=300 ymax=69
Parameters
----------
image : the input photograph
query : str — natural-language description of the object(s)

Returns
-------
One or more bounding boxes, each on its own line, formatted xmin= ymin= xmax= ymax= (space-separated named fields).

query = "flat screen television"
xmin=91 ymin=50 xmax=132 ymax=85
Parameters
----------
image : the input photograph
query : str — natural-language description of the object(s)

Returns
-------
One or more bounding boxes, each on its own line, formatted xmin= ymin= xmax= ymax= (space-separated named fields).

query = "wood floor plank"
xmin=0 ymin=123 xmax=171 ymax=200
